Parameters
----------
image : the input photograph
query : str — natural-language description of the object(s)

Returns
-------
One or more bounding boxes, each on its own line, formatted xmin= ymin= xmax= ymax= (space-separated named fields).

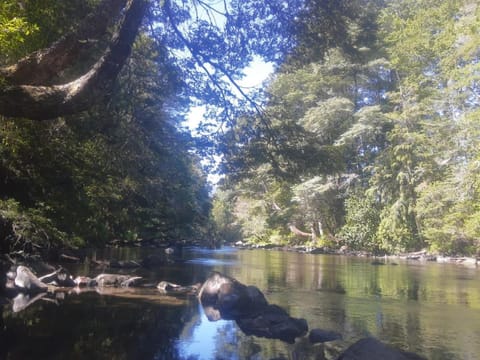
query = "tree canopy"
xmin=214 ymin=0 xmax=480 ymax=256
xmin=1 ymin=0 xmax=479 ymax=257
xmin=0 ymin=0 xmax=303 ymax=121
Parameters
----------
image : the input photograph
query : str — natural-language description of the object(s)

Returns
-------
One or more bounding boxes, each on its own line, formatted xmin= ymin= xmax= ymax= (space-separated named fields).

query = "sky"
xmin=184 ymin=56 xmax=274 ymax=187
xmin=184 ymin=56 xmax=274 ymax=133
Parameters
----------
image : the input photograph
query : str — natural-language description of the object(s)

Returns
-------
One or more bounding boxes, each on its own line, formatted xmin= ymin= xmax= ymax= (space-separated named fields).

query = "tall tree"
xmin=216 ymin=0 xmax=392 ymax=245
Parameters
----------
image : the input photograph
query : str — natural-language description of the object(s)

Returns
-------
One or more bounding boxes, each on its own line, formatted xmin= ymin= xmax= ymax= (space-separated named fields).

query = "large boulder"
xmin=336 ymin=337 xmax=426 ymax=360
xmin=199 ymin=272 xmax=268 ymax=318
xmin=157 ymin=281 xmax=201 ymax=295
xmin=199 ymin=272 xmax=308 ymax=343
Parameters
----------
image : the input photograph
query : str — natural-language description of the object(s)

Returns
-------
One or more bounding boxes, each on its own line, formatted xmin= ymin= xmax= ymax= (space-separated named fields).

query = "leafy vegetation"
xmin=1 ymin=0 xmax=479 ymax=257
xmin=214 ymin=0 xmax=480 ymax=256
xmin=0 ymin=1 xmax=215 ymax=254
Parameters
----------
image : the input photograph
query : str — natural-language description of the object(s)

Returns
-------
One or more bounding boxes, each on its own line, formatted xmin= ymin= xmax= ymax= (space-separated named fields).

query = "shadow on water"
xmin=2 ymin=247 xmax=480 ymax=359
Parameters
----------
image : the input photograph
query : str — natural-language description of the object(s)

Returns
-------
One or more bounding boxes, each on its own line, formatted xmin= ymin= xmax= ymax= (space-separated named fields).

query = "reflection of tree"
xmin=2 ymin=292 xmax=198 ymax=359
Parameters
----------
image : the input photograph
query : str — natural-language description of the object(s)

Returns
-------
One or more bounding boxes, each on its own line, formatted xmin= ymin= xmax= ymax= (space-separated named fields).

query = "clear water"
xmin=2 ymin=247 xmax=480 ymax=359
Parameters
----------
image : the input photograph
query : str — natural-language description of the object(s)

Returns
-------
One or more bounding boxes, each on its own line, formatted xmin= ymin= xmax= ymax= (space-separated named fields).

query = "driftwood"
xmin=157 ymin=281 xmax=201 ymax=295
xmin=13 ymin=266 xmax=48 ymax=292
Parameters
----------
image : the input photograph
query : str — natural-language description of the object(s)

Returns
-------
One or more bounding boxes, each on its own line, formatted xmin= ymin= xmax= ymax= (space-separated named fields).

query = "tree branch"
xmin=0 ymin=0 xmax=149 ymax=120
xmin=0 ymin=0 xmax=128 ymax=86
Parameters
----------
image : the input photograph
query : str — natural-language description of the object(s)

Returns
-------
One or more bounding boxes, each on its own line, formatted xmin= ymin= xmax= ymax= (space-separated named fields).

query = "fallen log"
xmin=157 ymin=281 xmax=201 ymax=295
xmin=94 ymin=273 xmax=142 ymax=287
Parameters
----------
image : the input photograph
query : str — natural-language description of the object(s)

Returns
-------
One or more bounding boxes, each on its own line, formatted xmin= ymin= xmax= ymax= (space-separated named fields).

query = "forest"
xmin=0 ymin=0 xmax=479 ymax=258
xmin=212 ymin=0 xmax=480 ymax=256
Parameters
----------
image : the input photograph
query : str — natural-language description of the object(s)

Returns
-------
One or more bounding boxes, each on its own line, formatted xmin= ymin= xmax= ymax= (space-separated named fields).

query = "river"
xmin=2 ymin=247 xmax=480 ymax=359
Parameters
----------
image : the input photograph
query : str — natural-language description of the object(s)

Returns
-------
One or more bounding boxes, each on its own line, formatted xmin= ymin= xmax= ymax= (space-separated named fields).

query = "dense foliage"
xmin=0 ymin=1 xmax=215 ymax=254
xmin=1 ymin=0 xmax=479 ymax=257
xmin=214 ymin=0 xmax=480 ymax=256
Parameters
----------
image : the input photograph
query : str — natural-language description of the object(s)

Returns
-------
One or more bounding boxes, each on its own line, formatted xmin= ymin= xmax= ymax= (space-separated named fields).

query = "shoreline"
xmin=231 ymin=242 xmax=480 ymax=267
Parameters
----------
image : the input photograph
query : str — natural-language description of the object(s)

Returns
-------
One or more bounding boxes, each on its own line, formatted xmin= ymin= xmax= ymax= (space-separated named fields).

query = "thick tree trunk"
xmin=0 ymin=0 xmax=148 ymax=120
xmin=0 ymin=0 xmax=128 ymax=86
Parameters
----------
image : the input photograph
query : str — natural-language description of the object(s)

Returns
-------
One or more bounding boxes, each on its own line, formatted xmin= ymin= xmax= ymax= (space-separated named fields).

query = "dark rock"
xmin=336 ymin=337 xmax=426 ymax=360
xmin=198 ymin=272 xmax=237 ymax=305
xmin=237 ymin=304 xmax=308 ymax=343
xmin=308 ymin=247 xmax=326 ymax=254
xmin=309 ymin=328 xmax=342 ymax=343
xmin=199 ymin=272 xmax=308 ymax=343
xmin=39 ymin=267 xmax=76 ymax=287
xmin=199 ymin=272 xmax=268 ymax=318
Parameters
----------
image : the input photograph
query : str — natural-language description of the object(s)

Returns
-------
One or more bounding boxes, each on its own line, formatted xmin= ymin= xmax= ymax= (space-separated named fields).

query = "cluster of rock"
xmin=198 ymin=272 xmax=309 ymax=343
xmin=2 ymin=266 xmax=425 ymax=359
xmin=197 ymin=272 xmax=425 ymax=359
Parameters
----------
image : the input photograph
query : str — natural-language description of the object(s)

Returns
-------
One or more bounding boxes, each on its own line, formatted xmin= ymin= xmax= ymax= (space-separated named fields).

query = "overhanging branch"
xmin=0 ymin=0 xmax=149 ymax=120
xmin=0 ymin=0 xmax=128 ymax=86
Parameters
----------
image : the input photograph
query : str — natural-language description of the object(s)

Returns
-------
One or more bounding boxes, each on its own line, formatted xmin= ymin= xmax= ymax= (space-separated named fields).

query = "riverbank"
xmin=232 ymin=241 xmax=480 ymax=267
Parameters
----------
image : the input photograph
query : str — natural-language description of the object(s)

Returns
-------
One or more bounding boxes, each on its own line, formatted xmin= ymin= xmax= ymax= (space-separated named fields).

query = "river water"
xmin=2 ymin=247 xmax=480 ymax=359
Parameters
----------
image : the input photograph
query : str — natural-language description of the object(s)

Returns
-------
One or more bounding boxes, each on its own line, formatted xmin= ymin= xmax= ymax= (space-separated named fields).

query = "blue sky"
xmin=185 ymin=56 xmax=274 ymax=133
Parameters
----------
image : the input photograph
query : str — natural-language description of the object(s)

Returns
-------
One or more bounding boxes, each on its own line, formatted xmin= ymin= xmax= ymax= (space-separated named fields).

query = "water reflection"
xmin=176 ymin=303 xmax=237 ymax=360
xmin=2 ymin=247 xmax=480 ymax=359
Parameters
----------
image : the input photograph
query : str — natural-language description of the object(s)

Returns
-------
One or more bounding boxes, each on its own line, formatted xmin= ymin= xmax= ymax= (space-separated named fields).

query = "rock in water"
xmin=308 ymin=328 xmax=342 ymax=343
xmin=337 ymin=337 xmax=426 ymax=360
xmin=199 ymin=272 xmax=308 ymax=343
xmin=199 ymin=272 xmax=268 ymax=318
